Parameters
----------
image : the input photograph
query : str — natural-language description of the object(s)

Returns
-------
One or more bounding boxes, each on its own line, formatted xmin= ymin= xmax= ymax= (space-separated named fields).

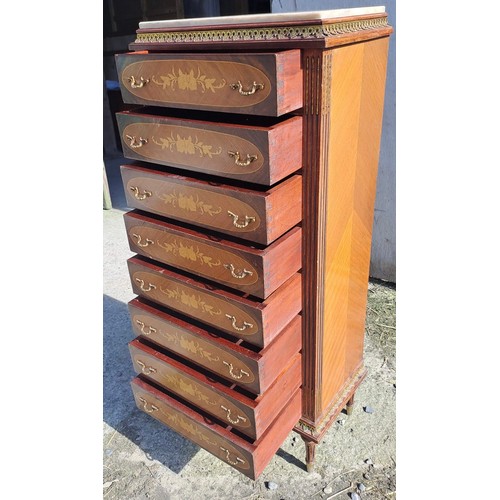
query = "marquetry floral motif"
xmin=159 ymin=285 xmax=222 ymax=316
xmin=152 ymin=133 xmax=222 ymax=158
xmin=159 ymin=191 xmax=222 ymax=216
xmin=151 ymin=68 xmax=226 ymax=93
xmin=157 ymin=239 xmax=221 ymax=268
xmin=163 ymin=373 xmax=217 ymax=406
xmin=162 ymin=330 xmax=220 ymax=363
xmin=158 ymin=408 xmax=217 ymax=447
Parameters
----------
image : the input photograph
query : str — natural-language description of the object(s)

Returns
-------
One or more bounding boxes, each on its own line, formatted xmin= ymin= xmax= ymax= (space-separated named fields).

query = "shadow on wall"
xmin=103 ymin=294 xmax=199 ymax=473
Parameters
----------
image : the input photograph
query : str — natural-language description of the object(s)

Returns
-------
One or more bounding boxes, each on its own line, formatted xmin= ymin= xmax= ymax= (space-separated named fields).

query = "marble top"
xmin=139 ymin=7 xmax=386 ymax=30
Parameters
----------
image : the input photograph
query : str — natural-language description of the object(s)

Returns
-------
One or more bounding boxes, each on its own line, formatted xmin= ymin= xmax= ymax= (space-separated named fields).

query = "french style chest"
xmin=114 ymin=7 xmax=392 ymax=479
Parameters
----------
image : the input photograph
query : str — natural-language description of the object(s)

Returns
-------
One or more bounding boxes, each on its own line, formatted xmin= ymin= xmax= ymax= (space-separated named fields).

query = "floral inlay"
xmin=151 ymin=68 xmax=226 ymax=93
xmin=164 ymin=373 xmax=217 ymax=406
xmin=152 ymin=133 xmax=222 ymax=158
xmin=157 ymin=407 xmax=217 ymax=446
xmin=159 ymin=285 xmax=222 ymax=316
xmin=162 ymin=330 xmax=220 ymax=363
xmin=159 ymin=191 xmax=222 ymax=216
xmin=157 ymin=239 xmax=221 ymax=268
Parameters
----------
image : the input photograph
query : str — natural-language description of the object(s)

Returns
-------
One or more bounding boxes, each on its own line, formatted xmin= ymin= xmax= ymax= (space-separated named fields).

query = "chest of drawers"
xmin=114 ymin=7 xmax=392 ymax=480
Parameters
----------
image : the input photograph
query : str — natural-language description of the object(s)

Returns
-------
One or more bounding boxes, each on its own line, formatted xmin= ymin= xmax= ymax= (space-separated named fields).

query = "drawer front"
xmin=129 ymin=341 xmax=257 ymax=438
xmin=124 ymin=211 xmax=302 ymax=299
xmin=121 ymin=165 xmax=302 ymax=245
xmin=131 ymin=378 xmax=254 ymax=475
xmin=127 ymin=257 xmax=303 ymax=348
xmin=129 ymin=268 xmax=263 ymax=344
xmin=117 ymin=113 xmax=302 ymax=186
xmin=128 ymin=302 xmax=262 ymax=393
xmin=116 ymin=51 xmax=302 ymax=116
xmin=128 ymin=223 xmax=259 ymax=288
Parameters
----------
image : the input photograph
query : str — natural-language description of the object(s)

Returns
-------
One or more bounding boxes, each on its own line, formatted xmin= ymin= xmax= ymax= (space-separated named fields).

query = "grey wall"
xmin=271 ymin=0 xmax=396 ymax=282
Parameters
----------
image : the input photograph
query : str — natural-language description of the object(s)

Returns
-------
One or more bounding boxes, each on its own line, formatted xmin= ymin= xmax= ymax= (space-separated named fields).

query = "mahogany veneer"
xmin=115 ymin=7 xmax=392 ymax=479
xmin=127 ymin=256 xmax=302 ymax=348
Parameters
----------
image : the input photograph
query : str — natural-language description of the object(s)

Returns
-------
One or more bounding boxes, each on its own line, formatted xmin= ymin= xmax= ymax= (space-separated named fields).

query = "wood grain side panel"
xmin=253 ymin=387 xmax=302 ymax=478
xmin=265 ymin=175 xmax=302 ymax=244
xmin=267 ymin=115 xmax=303 ymax=184
xmin=261 ymin=226 xmax=302 ymax=298
xmin=258 ymin=315 xmax=301 ymax=391
xmin=320 ymin=38 xmax=389 ymax=408
xmin=261 ymin=272 xmax=302 ymax=346
xmin=253 ymin=353 xmax=301 ymax=436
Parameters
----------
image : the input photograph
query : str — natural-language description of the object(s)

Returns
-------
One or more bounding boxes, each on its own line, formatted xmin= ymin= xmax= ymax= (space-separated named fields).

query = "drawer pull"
xmin=127 ymin=75 xmax=150 ymax=88
xmin=220 ymin=405 xmax=247 ymax=425
xmin=125 ymin=135 xmax=148 ymax=149
xmin=138 ymin=397 xmax=158 ymax=413
xmin=135 ymin=319 xmax=157 ymax=335
xmin=136 ymin=359 xmax=157 ymax=375
xmin=227 ymin=211 xmax=256 ymax=229
xmin=132 ymin=233 xmax=154 ymax=247
xmin=224 ymin=264 xmax=253 ymax=279
xmin=135 ymin=278 xmax=157 ymax=292
xmin=222 ymin=361 xmax=250 ymax=380
xmin=220 ymin=447 xmax=245 ymax=466
xmin=225 ymin=314 xmax=253 ymax=332
xmin=130 ymin=186 xmax=152 ymax=200
xmin=228 ymin=151 xmax=258 ymax=167
xmin=230 ymin=81 xmax=264 ymax=96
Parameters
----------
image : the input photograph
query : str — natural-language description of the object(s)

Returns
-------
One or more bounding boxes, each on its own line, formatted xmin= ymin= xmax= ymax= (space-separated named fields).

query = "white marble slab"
xmin=139 ymin=7 xmax=386 ymax=30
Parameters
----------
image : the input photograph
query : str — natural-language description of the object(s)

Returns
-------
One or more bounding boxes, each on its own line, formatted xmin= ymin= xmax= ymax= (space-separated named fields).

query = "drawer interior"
xmin=136 ymin=335 xmax=259 ymax=401
xmin=135 ymin=296 xmax=262 ymax=354
xmin=137 ymin=374 xmax=256 ymax=444
xmin=120 ymin=105 xmax=300 ymax=128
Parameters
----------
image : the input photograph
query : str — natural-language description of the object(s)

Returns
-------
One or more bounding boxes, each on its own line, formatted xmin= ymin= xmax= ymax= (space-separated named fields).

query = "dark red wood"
xmin=128 ymin=297 xmax=302 ymax=395
xmin=124 ymin=210 xmax=302 ymax=299
xmin=127 ymin=255 xmax=302 ymax=348
xmin=120 ymin=164 xmax=302 ymax=245
xmin=131 ymin=376 xmax=302 ymax=479
xmin=115 ymin=50 xmax=302 ymax=116
xmin=129 ymin=337 xmax=301 ymax=440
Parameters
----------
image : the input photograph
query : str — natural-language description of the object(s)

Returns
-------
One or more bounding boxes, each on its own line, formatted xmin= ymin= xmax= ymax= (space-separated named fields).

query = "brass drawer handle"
xmin=228 ymin=151 xmax=258 ymax=167
xmin=220 ymin=446 xmax=245 ymax=466
xmin=125 ymin=135 xmax=148 ymax=149
xmin=220 ymin=405 xmax=247 ymax=425
xmin=136 ymin=359 xmax=157 ymax=375
xmin=138 ymin=397 xmax=158 ymax=413
xmin=222 ymin=361 xmax=250 ymax=380
xmin=132 ymin=233 xmax=154 ymax=247
xmin=135 ymin=278 xmax=157 ymax=292
xmin=227 ymin=211 xmax=256 ymax=229
xmin=135 ymin=319 xmax=157 ymax=335
xmin=224 ymin=264 xmax=253 ymax=279
xmin=225 ymin=314 xmax=253 ymax=332
xmin=130 ymin=186 xmax=152 ymax=200
xmin=127 ymin=75 xmax=150 ymax=88
xmin=230 ymin=81 xmax=264 ymax=96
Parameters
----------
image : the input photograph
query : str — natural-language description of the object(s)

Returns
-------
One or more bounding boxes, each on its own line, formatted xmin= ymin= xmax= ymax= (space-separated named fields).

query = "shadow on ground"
xmin=103 ymin=294 xmax=199 ymax=474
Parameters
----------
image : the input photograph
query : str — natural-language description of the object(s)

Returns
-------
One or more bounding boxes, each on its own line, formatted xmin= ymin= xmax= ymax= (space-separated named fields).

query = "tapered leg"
xmin=346 ymin=394 xmax=355 ymax=416
xmin=301 ymin=436 xmax=317 ymax=472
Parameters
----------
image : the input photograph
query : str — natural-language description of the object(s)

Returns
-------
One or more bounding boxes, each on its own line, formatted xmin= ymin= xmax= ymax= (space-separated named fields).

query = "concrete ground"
xmin=103 ymin=161 xmax=396 ymax=499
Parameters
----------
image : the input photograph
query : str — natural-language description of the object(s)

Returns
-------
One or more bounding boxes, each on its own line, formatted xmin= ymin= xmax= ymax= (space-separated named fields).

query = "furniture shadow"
xmin=103 ymin=294 xmax=199 ymax=473
xmin=276 ymin=448 xmax=307 ymax=472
